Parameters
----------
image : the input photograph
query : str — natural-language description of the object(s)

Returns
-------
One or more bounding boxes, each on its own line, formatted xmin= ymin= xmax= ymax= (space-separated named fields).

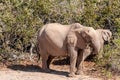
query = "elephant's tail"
xmin=37 ymin=52 xmax=40 ymax=63
xmin=35 ymin=43 xmax=41 ymax=63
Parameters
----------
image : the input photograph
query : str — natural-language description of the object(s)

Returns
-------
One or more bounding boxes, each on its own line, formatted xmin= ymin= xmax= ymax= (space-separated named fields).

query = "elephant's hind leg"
xmin=41 ymin=53 xmax=50 ymax=72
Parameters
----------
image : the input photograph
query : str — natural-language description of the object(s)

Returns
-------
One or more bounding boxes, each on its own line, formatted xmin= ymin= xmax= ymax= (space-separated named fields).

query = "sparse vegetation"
xmin=0 ymin=0 xmax=120 ymax=78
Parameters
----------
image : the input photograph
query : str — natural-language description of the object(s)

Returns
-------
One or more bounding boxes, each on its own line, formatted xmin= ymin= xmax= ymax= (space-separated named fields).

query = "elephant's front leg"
xmin=68 ymin=46 xmax=78 ymax=77
xmin=76 ymin=50 xmax=84 ymax=75
xmin=76 ymin=48 xmax=91 ymax=75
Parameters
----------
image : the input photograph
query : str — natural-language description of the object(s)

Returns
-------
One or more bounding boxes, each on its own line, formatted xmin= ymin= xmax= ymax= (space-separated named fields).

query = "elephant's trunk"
xmin=91 ymin=40 xmax=101 ymax=55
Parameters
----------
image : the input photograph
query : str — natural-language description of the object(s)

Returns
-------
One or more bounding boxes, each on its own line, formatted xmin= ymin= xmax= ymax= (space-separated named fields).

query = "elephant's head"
xmin=67 ymin=25 xmax=101 ymax=54
xmin=96 ymin=29 xmax=112 ymax=44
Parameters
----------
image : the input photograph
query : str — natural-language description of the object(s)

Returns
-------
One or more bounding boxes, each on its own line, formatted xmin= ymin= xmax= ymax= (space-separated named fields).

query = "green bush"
xmin=0 ymin=0 xmax=120 ymax=74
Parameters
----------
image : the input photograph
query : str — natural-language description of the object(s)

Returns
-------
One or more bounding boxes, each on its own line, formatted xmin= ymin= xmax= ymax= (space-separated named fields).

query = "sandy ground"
xmin=0 ymin=60 xmax=119 ymax=80
xmin=0 ymin=61 xmax=103 ymax=80
xmin=0 ymin=68 xmax=102 ymax=80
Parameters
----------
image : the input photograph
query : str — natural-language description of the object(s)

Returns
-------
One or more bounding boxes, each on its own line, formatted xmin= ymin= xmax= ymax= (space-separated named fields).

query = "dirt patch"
xmin=0 ymin=65 xmax=101 ymax=80
xmin=0 ymin=58 xmax=119 ymax=80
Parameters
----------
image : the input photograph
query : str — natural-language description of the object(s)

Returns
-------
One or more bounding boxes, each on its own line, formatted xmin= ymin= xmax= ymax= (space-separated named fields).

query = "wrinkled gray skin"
xmin=37 ymin=23 xmax=100 ymax=77
xmin=76 ymin=29 xmax=112 ymax=75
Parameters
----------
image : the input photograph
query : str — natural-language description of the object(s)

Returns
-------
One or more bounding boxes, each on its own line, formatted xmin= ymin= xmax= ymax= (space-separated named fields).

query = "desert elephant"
xmin=37 ymin=23 xmax=101 ymax=77
xmin=76 ymin=29 xmax=112 ymax=75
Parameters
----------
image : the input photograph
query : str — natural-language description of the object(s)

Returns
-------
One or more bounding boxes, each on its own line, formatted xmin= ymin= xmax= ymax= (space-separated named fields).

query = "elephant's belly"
xmin=50 ymin=50 xmax=68 ymax=56
xmin=46 ymin=44 xmax=68 ymax=56
xmin=44 ymin=36 xmax=69 ymax=56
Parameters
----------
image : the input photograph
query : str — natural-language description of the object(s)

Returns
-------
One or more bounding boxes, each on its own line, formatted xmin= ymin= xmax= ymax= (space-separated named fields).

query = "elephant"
xmin=76 ymin=29 xmax=112 ymax=75
xmin=37 ymin=23 xmax=101 ymax=77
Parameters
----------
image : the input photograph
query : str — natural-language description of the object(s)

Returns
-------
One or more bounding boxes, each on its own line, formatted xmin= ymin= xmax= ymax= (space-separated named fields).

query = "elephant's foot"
xmin=75 ymin=70 xmax=84 ymax=75
xmin=42 ymin=68 xmax=51 ymax=73
xmin=68 ymin=73 xmax=76 ymax=77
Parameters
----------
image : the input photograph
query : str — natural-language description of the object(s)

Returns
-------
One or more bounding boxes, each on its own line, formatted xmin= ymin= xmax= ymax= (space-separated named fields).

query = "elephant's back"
xmin=45 ymin=23 xmax=70 ymax=35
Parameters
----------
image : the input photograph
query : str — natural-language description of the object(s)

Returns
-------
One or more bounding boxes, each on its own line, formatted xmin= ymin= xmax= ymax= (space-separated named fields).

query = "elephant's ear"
xmin=67 ymin=23 xmax=83 ymax=47
xmin=101 ymin=30 xmax=112 ymax=41
xmin=81 ymin=29 xmax=91 ymax=43
xmin=67 ymin=32 xmax=77 ymax=47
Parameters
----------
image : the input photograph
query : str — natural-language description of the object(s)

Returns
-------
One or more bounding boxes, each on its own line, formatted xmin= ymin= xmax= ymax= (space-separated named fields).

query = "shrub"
xmin=0 ymin=0 xmax=120 ymax=74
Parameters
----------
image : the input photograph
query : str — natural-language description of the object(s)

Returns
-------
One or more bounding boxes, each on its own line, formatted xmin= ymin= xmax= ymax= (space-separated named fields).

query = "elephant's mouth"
xmin=104 ymin=41 xmax=109 ymax=45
